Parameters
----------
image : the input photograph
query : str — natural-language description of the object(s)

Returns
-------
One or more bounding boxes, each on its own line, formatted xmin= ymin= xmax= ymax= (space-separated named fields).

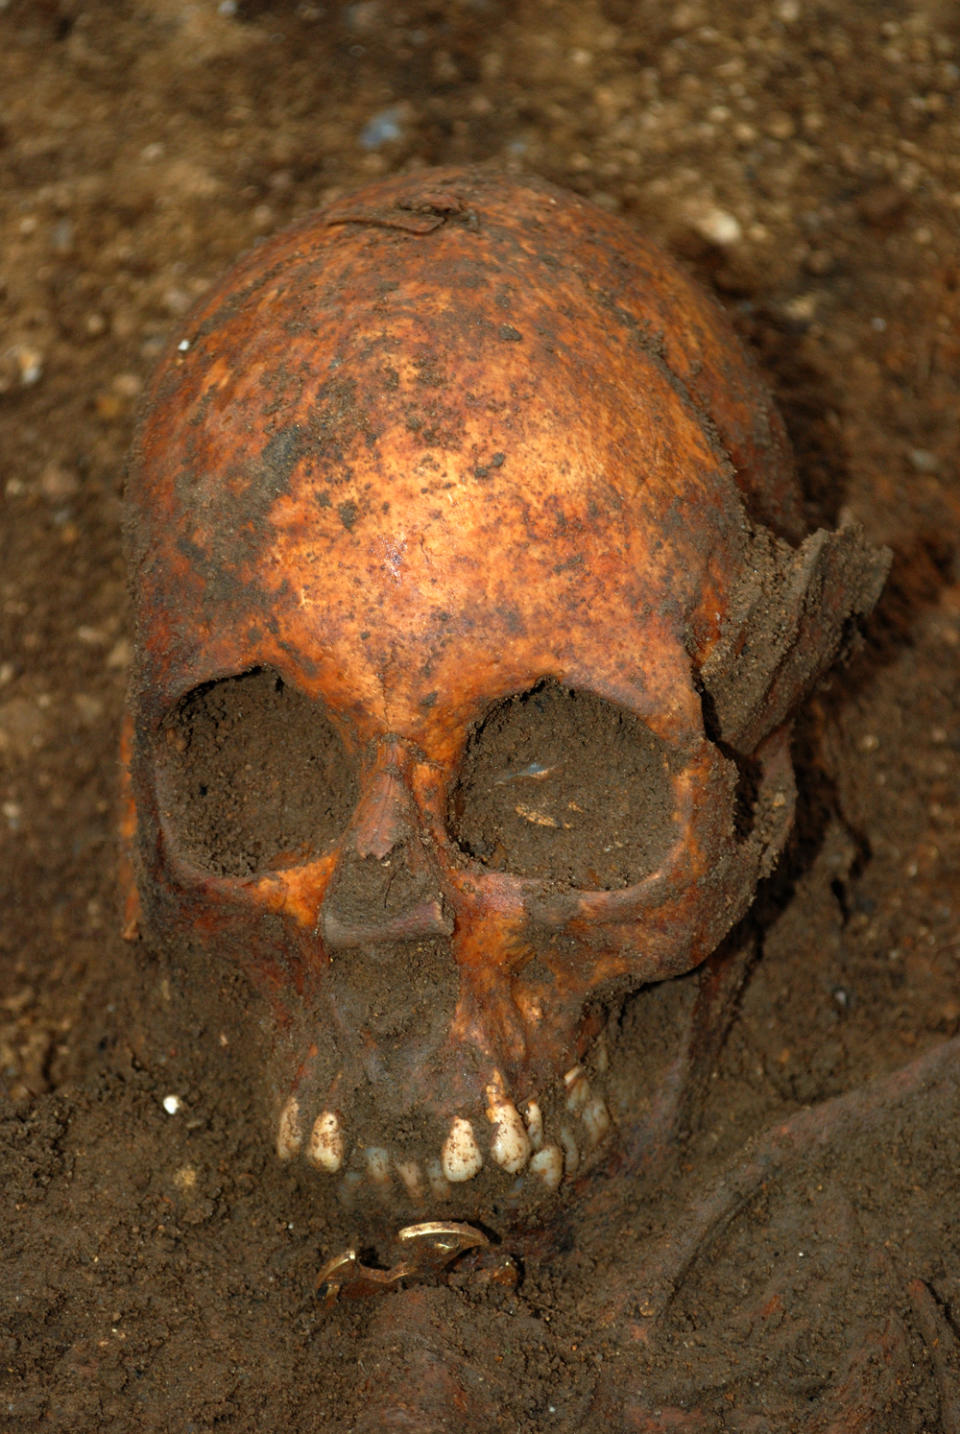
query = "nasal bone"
xmin=350 ymin=760 xmax=410 ymax=863
xmin=319 ymin=743 xmax=453 ymax=950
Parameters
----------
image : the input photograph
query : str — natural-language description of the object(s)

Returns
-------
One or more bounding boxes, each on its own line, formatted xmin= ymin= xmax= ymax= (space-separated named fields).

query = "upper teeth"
xmin=274 ymin=1065 xmax=612 ymax=1200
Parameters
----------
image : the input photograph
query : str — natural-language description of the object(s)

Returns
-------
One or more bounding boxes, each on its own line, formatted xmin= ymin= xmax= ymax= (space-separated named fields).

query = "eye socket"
xmin=449 ymin=679 xmax=675 ymax=890
xmin=157 ymin=667 xmax=358 ymax=878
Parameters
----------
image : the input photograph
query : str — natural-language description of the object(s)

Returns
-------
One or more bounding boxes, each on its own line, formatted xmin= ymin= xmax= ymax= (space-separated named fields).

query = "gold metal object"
xmin=317 ymin=1220 xmax=490 ymax=1303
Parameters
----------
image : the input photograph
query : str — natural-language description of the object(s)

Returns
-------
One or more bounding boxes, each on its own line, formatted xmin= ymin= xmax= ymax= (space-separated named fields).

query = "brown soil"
xmin=2 ymin=2 xmax=959 ymax=1430
xmin=162 ymin=668 xmax=359 ymax=877
xmin=452 ymin=680 xmax=676 ymax=887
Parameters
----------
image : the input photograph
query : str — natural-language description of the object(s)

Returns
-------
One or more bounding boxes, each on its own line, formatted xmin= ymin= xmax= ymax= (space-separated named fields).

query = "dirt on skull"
xmin=162 ymin=668 xmax=679 ymax=890
xmin=160 ymin=668 xmax=358 ymax=878
xmin=450 ymin=679 xmax=677 ymax=889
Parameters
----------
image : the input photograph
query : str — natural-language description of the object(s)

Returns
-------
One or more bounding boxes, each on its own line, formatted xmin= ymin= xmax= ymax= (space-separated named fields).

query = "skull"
xmin=122 ymin=168 xmax=887 ymax=1241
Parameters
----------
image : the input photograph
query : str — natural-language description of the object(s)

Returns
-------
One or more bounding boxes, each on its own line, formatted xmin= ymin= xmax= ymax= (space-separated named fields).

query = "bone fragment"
xmin=441 ymin=1117 xmax=483 ymax=1182
xmin=529 ymin=1144 xmax=564 ymax=1191
xmin=276 ymin=1097 xmax=303 ymax=1161
xmin=514 ymin=802 xmax=558 ymax=827
xmin=307 ymin=1110 xmax=345 ymax=1172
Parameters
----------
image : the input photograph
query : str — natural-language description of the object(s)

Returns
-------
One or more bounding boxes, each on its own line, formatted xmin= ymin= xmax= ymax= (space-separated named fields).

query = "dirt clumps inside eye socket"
xmin=158 ymin=667 xmax=358 ymax=878
xmin=449 ymin=679 xmax=676 ymax=890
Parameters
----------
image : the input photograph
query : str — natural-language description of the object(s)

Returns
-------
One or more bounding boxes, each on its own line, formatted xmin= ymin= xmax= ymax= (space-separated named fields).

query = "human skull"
xmin=122 ymin=168 xmax=887 ymax=1239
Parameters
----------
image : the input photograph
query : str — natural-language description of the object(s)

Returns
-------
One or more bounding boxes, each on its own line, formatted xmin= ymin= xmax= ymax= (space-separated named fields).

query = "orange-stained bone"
xmin=122 ymin=168 xmax=888 ymax=1238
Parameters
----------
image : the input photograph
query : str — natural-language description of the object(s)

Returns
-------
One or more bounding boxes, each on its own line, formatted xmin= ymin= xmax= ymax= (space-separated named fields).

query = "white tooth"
xmin=565 ymin=1071 xmax=591 ymax=1117
xmin=488 ymin=1099 xmax=531 ymax=1174
xmin=425 ymin=1157 xmax=451 ymax=1200
xmin=441 ymin=1116 xmax=483 ymax=1182
xmin=581 ymin=1094 xmax=612 ymax=1148
xmin=523 ymin=1100 xmax=544 ymax=1151
xmin=365 ymin=1146 xmax=391 ymax=1186
xmin=593 ymin=1034 xmax=610 ymax=1075
xmin=394 ymin=1159 xmax=422 ymax=1199
xmin=529 ymin=1144 xmax=564 ymax=1191
xmin=563 ymin=1064 xmax=584 ymax=1088
xmin=307 ymin=1110 xmax=345 ymax=1172
xmin=276 ymin=1097 xmax=303 ymax=1161
xmin=559 ymin=1125 xmax=580 ymax=1175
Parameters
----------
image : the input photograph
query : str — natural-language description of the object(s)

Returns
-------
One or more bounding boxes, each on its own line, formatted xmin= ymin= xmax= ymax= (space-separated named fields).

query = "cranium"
xmin=122 ymin=168 xmax=887 ymax=1245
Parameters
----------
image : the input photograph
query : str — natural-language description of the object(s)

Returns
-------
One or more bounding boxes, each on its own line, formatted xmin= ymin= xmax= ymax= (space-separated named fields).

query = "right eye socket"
xmin=157 ymin=667 xmax=358 ymax=879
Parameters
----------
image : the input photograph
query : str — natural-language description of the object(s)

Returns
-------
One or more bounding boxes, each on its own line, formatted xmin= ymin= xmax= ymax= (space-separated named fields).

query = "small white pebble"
xmin=178 ymin=339 xmax=191 ymax=353
xmin=162 ymin=1094 xmax=183 ymax=1116
xmin=690 ymin=205 xmax=742 ymax=247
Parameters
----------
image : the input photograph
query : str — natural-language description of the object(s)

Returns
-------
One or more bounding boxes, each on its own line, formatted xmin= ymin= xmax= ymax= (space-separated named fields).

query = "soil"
xmin=162 ymin=668 xmax=359 ymax=877
xmin=452 ymin=680 xmax=675 ymax=887
xmin=1 ymin=2 xmax=959 ymax=1431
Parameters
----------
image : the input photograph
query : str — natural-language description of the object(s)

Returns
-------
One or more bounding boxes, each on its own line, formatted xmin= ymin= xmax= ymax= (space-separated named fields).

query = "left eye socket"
xmin=448 ymin=679 xmax=676 ymax=890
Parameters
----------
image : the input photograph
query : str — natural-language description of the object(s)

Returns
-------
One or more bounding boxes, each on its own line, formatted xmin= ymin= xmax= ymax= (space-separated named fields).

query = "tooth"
xmin=485 ymin=1083 xmax=531 ymax=1174
xmin=307 ymin=1110 xmax=345 ymax=1172
xmin=365 ymin=1146 xmax=391 ymax=1186
xmin=339 ymin=1170 xmax=363 ymax=1206
xmin=276 ymin=1097 xmax=303 ymax=1161
xmin=394 ymin=1159 xmax=422 ymax=1199
xmin=593 ymin=1034 xmax=610 ymax=1075
xmin=488 ymin=1099 xmax=531 ymax=1174
xmin=523 ymin=1100 xmax=544 ymax=1152
xmin=425 ymin=1157 xmax=451 ymax=1199
xmin=581 ymin=1094 xmax=612 ymax=1148
xmin=564 ymin=1069 xmax=591 ymax=1117
xmin=559 ymin=1125 xmax=580 ymax=1175
xmin=441 ymin=1116 xmax=483 ymax=1182
xmin=529 ymin=1144 xmax=564 ymax=1191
